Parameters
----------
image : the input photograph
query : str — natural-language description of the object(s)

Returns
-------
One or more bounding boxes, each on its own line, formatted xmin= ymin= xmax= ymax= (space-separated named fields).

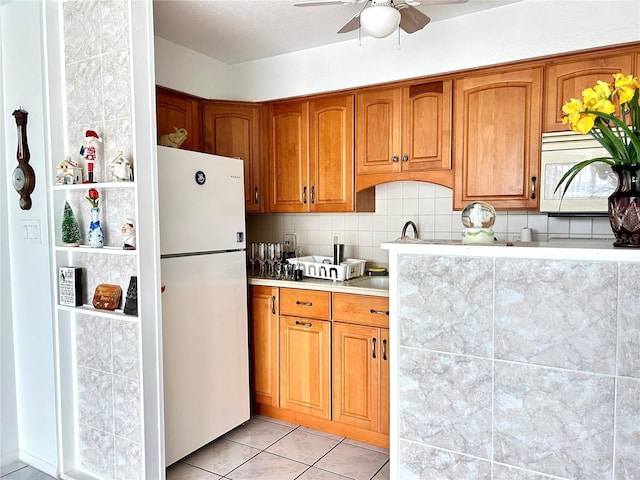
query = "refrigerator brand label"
xmin=195 ymin=171 xmax=206 ymax=185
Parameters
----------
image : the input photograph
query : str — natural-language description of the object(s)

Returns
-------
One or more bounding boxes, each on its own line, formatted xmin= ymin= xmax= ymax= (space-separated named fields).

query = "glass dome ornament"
xmin=461 ymin=201 xmax=496 ymax=244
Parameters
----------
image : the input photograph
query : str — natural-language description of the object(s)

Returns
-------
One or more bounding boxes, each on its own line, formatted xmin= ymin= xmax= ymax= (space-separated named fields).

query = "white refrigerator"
xmin=157 ymin=146 xmax=250 ymax=466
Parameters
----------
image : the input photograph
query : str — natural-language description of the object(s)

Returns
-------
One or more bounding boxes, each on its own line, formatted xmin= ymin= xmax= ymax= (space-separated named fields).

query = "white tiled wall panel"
xmin=247 ymin=182 xmax=614 ymax=265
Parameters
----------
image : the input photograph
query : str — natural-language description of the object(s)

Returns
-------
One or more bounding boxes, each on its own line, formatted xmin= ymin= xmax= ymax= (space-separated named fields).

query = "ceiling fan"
xmin=294 ymin=0 xmax=466 ymax=39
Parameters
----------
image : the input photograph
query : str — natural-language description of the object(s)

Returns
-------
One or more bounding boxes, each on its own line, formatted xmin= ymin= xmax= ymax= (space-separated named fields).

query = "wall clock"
xmin=12 ymin=108 xmax=36 ymax=210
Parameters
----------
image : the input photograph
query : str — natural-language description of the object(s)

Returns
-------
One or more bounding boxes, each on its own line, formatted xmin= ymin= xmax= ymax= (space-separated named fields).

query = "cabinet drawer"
xmin=280 ymin=288 xmax=331 ymax=320
xmin=332 ymin=293 xmax=389 ymax=328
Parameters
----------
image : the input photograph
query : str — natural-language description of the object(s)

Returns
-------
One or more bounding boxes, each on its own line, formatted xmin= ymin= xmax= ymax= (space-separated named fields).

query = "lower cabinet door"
xmin=380 ymin=328 xmax=390 ymax=435
xmin=249 ymin=286 xmax=279 ymax=407
xmin=279 ymin=315 xmax=331 ymax=419
xmin=332 ymin=322 xmax=381 ymax=431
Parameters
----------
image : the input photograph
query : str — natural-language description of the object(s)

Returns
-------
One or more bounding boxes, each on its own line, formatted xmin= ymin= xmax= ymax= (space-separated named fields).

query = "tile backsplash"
xmin=247 ymin=181 xmax=614 ymax=264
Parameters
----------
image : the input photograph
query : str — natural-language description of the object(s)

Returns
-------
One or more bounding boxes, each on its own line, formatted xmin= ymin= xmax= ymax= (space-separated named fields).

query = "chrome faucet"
xmin=401 ymin=221 xmax=418 ymax=239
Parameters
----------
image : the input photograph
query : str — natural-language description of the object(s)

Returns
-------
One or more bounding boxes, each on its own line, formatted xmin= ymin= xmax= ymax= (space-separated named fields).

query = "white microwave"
xmin=539 ymin=131 xmax=616 ymax=215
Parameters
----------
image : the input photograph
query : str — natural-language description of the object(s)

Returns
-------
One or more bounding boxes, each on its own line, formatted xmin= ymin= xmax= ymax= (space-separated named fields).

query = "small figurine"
xmin=56 ymin=156 xmax=83 ymax=184
xmin=121 ymin=218 xmax=136 ymax=250
xmin=159 ymin=127 xmax=188 ymax=148
xmin=110 ymin=151 xmax=133 ymax=182
xmin=80 ymin=130 xmax=102 ymax=183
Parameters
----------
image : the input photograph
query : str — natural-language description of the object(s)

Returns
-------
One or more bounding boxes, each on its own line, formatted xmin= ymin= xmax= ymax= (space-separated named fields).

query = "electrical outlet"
xmin=332 ymin=233 xmax=341 ymax=244
xmin=283 ymin=233 xmax=297 ymax=253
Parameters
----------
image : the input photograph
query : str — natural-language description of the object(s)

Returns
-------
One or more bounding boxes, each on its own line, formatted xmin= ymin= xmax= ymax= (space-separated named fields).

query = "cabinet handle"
xmin=295 ymin=320 xmax=313 ymax=327
xmin=392 ymin=156 xmax=399 ymax=163
xmin=254 ymin=187 xmax=259 ymax=205
xmin=370 ymin=308 xmax=390 ymax=316
xmin=271 ymin=295 xmax=276 ymax=315
xmin=310 ymin=186 xmax=315 ymax=204
xmin=382 ymin=338 xmax=388 ymax=361
xmin=303 ymin=186 xmax=307 ymax=204
xmin=531 ymin=176 xmax=537 ymax=200
xmin=296 ymin=300 xmax=313 ymax=306
xmin=372 ymin=337 xmax=377 ymax=359
xmin=401 ymin=155 xmax=409 ymax=162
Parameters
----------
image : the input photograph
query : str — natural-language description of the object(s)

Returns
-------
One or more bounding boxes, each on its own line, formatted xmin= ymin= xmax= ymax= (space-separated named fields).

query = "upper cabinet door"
xmin=401 ymin=80 xmax=452 ymax=172
xmin=356 ymin=88 xmax=402 ymax=175
xmin=544 ymin=53 xmax=634 ymax=132
xmin=309 ymin=95 xmax=355 ymax=212
xmin=268 ymin=101 xmax=309 ymax=213
xmin=155 ymin=86 xmax=202 ymax=152
xmin=202 ymin=102 xmax=263 ymax=213
xmin=453 ymin=67 xmax=543 ymax=210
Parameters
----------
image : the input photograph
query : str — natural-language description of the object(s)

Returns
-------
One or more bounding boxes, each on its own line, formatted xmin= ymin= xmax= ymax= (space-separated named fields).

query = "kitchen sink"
xmin=348 ymin=276 xmax=389 ymax=290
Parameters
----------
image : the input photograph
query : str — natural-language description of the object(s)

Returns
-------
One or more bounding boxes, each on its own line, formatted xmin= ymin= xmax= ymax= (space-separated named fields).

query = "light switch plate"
xmin=22 ymin=219 xmax=41 ymax=243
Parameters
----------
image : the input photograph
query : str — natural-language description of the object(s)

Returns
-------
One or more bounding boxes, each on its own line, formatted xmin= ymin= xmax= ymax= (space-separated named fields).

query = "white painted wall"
xmin=154 ymin=35 xmax=231 ymax=99
xmin=0 ymin=3 xmax=19 ymax=466
xmin=153 ymin=0 xmax=640 ymax=102
xmin=0 ymin=0 xmax=58 ymax=475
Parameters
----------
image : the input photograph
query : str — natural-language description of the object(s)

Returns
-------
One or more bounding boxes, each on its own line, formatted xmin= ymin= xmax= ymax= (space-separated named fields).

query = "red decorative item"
xmin=86 ymin=188 xmax=99 ymax=207
xmin=80 ymin=129 xmax=102 ymax=183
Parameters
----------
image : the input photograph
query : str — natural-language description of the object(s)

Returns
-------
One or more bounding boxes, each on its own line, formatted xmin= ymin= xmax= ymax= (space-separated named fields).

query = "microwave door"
xmin=540 ymin=147 xmax=616 ymax=214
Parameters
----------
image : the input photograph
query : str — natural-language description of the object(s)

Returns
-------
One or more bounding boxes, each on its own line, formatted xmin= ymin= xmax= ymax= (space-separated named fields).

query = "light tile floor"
xmin=0 ymin=462 xmax=54 ymax=480
xmin=0 ymin=416 xmax=390 ymax=480
xmin=167 ymin=416 xmax=390 ymax=480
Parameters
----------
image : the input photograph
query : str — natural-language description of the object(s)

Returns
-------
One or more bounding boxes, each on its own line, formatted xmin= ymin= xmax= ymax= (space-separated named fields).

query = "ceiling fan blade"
xmin=398 ymin=5 xmax=430 ymax=33
xmin=337 ymin=0 xmax=369 ymax=33
xmin=294 ymin=0 xmax=355 ymax=6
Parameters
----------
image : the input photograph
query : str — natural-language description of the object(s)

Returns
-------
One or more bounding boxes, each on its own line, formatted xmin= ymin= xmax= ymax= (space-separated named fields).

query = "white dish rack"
xmin=288 ymin=256 xmax=365 ymax=281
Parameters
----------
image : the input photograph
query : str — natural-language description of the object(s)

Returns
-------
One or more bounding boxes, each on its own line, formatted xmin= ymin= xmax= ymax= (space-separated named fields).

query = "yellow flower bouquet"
xmin=555 ymin=73 xmax=640 ymax=197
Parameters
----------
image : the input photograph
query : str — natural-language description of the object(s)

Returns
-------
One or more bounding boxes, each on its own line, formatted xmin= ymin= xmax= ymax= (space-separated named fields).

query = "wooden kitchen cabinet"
xmin=267 ymin=100 xmax=309 ymax=212
xmin=453 ymin=66 xmax=543 ymax=210
xmin=267 ymin=95 xmax=374 ymax=213
xmin=155 ymin=86 xmax=202 ymax=151
xmin=249 ymin=286 xmax=279 ymax=408
xmin=355 ymin=80 xmax=453 ymax=191
xmin=279 ymin=288 xmax=331 ymax=419
xmin=332 ymin=293 xmax=389 ymax=436
xmin=544 ymin=52 xmax=634 ymax=132
xmin=203 ymin=101 xmax=264 ymax=212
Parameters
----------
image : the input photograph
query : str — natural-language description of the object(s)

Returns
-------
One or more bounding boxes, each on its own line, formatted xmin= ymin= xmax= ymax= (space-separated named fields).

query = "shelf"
xmin=52 ymin=181 xmax=135 ymax=191
xmin=57 ymin=304 xmax=138 ymax=322
xmin=55 ymin=245 xmax=138 ymax=255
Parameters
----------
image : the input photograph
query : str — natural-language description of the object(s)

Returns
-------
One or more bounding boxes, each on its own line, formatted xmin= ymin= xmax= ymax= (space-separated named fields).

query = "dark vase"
xmin=608 ymin=164 xmax=640 ymax=247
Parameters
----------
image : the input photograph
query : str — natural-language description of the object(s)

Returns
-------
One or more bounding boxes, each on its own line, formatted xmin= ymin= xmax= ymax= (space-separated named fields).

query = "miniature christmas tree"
xmin=61 ymin=201 xmax=81 ymax=246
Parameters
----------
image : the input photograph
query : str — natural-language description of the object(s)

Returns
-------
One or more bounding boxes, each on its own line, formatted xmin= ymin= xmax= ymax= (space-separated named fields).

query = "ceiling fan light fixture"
xmin=360 ymin=5 xmax=401 ymax=38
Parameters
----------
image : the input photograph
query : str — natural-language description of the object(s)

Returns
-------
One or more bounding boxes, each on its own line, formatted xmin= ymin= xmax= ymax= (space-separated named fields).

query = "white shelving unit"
xmin=52 ymin=181 xmax=138 ymax=319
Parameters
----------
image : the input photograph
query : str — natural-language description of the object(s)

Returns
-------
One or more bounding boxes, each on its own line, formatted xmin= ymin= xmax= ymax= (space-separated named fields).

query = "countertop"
xmin=247 ymin=275 xmax=389 ymax=297
xmin=382 ymin=238 xmax=640 ymax=262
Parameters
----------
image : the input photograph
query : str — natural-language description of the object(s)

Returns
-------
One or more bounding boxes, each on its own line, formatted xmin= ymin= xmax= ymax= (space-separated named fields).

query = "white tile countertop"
xmin=247 ymin=275 xmax=389 ymax=297
xmin=382 ymin=238 xmax=640 ymax=263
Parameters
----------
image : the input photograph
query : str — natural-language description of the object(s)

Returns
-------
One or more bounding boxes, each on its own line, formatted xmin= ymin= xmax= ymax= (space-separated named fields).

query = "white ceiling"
xmin=153 ymin=0 xmax=522 ymax=65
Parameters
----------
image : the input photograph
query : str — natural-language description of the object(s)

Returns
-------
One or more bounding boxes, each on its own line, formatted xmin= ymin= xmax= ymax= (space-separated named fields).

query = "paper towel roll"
xmin=520 ymin=227 xmax=533 ymax=242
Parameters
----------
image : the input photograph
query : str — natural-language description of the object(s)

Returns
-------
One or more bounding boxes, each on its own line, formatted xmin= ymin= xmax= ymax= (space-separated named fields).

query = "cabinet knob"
xmin=271 ymin=295 xmax=276 ymax=315
xmin=531 ymin=176 xmax=537 ymax=200
xmin=382 ymin=338 xmax=388 ymax=361
xmin=401 ymin=155 xmax=409 ymax=162
xmin=370 ymin=308 xmax=389 ymax=316
xmin=372 ymin=337 xmax=377 ymax=359
xmin=303 ymin=186 xmax=307 ymax=204
xmin=296 ymin=300 xmax=313 ymax=307
xmin=392 ymin=156 xmax=399 ymax=163
xmin=254 ymin=187 xmax=259 ymax=204
xmin=310 ymin=186 xmax=315 ymax=204
xmin=295 ymin=320 xmax=313 ymax=327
